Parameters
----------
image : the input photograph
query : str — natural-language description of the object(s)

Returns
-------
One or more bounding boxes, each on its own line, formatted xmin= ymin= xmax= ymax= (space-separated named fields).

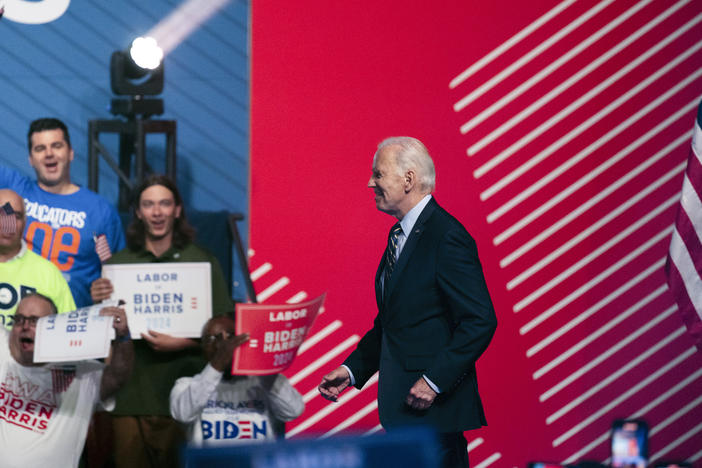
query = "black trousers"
xmin=437 ymin=432 xmax=469 ymax=468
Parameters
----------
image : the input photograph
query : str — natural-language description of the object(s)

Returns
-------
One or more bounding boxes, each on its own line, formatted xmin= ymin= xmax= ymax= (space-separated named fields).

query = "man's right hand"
xmin=318 ymin=366 xmax=351 ymax=402
xmin=91 ymin=278 xmax=114 ymax=303
xmin=210 ymin=332 xmax=250 ymax=372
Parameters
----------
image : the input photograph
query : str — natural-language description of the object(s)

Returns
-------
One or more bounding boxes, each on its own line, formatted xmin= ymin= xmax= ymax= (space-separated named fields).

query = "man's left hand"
xmin=406 ymin=377 xmax=437 ymax=410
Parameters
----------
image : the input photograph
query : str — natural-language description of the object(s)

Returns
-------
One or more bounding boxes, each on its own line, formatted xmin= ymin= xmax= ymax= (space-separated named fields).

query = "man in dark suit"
xmin=318 ymin=137 xmax=497 ymax=468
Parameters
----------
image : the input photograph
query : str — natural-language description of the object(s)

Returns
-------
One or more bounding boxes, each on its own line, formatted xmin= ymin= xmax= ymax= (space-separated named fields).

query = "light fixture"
xmin=129 ymin=37 xmax=164 ymax=71
xmin=109 ymin=37 xmax=165 ymax=118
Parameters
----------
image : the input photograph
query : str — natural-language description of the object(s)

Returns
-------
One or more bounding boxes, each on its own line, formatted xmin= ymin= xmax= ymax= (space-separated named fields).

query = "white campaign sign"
xmin=34 ymin=302 xmax=117 ymax=363
xmin=102 ymin=262 xmax=212 ymax=338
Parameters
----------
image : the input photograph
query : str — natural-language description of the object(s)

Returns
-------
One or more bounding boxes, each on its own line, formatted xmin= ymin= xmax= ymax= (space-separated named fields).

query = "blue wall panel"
xmin=0 ymin=0 xmax=250 ymax=297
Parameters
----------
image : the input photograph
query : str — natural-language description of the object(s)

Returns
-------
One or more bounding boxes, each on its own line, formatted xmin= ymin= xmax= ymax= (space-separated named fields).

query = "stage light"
xmin=110 ymin=37 xmax=164 ymax=97
xmin=110 ymin=37 xmax=165 ymax=118
xmin=129 ymin=37 xmax=164 ymax=70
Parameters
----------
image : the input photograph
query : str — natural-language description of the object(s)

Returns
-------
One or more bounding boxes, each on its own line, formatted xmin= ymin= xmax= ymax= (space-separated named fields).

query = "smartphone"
xmin=610 ymin=419 xmax=648 ymax=468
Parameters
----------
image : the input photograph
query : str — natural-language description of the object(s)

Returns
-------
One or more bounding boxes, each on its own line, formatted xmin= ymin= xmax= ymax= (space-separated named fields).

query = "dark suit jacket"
xmin=344 ymin=198 xmax=497 ymax=432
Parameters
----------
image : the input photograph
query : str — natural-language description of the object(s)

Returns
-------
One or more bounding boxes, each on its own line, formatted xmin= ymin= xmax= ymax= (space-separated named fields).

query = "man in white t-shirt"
xmin=0 ymin=293 xmax=133 ymax=467
xmin=170 ymin=316 xmax=304 ymax=446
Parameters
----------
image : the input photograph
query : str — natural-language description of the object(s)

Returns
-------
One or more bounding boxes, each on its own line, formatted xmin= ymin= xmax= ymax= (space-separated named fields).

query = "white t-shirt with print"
xmin=170 ymin=364 xmax=304 ymax=447
xmin=0 ymin=328 xmax=111 ymax=468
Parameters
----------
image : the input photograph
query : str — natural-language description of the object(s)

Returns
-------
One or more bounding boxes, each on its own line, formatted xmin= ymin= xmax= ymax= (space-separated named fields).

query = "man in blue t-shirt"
xmin=0 ymin=118 xmax=125 ymax=308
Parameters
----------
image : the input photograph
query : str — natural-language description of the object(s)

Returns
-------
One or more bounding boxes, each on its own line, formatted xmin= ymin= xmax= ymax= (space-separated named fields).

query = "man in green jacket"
xmin=91 ymin=175 xmax=233 ymax=467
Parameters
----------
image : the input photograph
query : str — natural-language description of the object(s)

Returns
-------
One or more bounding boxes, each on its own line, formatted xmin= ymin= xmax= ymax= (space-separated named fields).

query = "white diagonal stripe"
xmin=496 ymin=125 xmax=689 ymax=253
xmin=320 ymin=400 xmax=378 ymax=438
xmin=651 ymin=394 xmax=702 ymax=437
xmin=473 ymin=453 xmax=502 ymax=468
xmin=286 ymin=373 xmax=378 ymax=437
xmin=562 ymin=364 xmax=702 ymax=463
xmin=506 ymin=159 xmax=685 ymax=282
xmin=460 ymin=0 xmax=655 ymax=134
xmin=256 ymin=276 xmax=290 ymax=302
xmin=531 ymin=284 xmax=667 ymax=369
xmin=453 ymin=0 xmax=615 ymax=112
xmin=469 ymin=4 xmax=698 ymax=154
xmin=297 ymin=320 xmax=343 ymax=355
xmin=636 ymin=369 xmax=702 ymax=428
xmin=302 ymin=386 xmax=321 ymax=404
xmin=477 ymin=48 xmax=702 ymax=188
xmin=539 ymin=306 xmax=675 ymax=400
xmin=549 ymin=332 xmax=688 ymax=431
xmin=489 ymin=103 xmax=693 ymax=225
xmin=553 ymin=342 xmax=693 ymax=448
xmin=688 ymin=447 xmax=702 ymax=463
xmin=467 ymin=437 xmax=484 ymax=452
xmin=515 ymin=227 xmax=671 ymax=314
xmin=286 ymin=291 xmax=308 ymax=303
xmin=289 ymin=335 xmax=359 ymax=385
xmin=509 ymin=191 xmax=679 ymax=294
xmin=649 ymin=421 xmax=702 ymax=461
xmin=250 ymin=262 xmax=272 ymax=280
xmin=520 ymin=255 xmax=666 ymax=334
xmin=449 ymin=0 xmax=577 ymax=89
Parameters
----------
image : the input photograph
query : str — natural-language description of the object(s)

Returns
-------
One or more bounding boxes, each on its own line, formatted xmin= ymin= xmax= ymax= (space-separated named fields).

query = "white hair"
xmin=374 ymin=136 xmax=436 ymax=192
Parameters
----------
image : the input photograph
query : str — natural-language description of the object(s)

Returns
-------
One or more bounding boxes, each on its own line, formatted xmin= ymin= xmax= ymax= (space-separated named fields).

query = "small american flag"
xmin=0 ymin=202 xmax=16 ymax=235
xmin=51 ymin=366 xmax=76 ymax=394
xmin=94 ymin=233 xmax=112 ymax=263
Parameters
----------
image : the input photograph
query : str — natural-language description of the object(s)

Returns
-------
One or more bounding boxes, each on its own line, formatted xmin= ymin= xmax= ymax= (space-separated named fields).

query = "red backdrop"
xmin=250 ymin=1 xmax=702 ymax=465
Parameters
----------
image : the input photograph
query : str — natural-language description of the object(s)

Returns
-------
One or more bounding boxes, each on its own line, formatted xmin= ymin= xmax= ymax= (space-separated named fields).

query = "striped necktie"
xmin=384 ymin=223 xmax=403 ymax=293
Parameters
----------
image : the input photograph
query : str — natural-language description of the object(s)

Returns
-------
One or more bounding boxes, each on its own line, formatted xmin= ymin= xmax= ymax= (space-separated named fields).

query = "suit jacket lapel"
xmin=375 ymin=253 xmax=386 ymax=309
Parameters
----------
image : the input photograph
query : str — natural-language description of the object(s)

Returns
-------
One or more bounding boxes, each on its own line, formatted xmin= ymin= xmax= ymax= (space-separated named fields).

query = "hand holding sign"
xmin=99 ymin=306 xmax=129 ymax=339
xmin=91 ymin=277 xmax=114 ymax=303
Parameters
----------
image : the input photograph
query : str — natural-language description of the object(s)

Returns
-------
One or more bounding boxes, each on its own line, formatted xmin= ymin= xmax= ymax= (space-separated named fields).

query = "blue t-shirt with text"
xmin=0 ymin=166 xmax=125 ymax=308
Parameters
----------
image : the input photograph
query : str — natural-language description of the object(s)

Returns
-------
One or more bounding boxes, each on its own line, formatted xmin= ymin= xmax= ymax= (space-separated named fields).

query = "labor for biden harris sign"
xmin=233 ymin=293 xmax=325 ymax=375
xmin=102 ymin=263 xmax=212 ymax=338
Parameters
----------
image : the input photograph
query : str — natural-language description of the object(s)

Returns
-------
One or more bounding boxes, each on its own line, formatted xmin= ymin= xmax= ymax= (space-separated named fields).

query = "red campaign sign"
xmin=232 ymin=293 xmax=326 ymax=375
